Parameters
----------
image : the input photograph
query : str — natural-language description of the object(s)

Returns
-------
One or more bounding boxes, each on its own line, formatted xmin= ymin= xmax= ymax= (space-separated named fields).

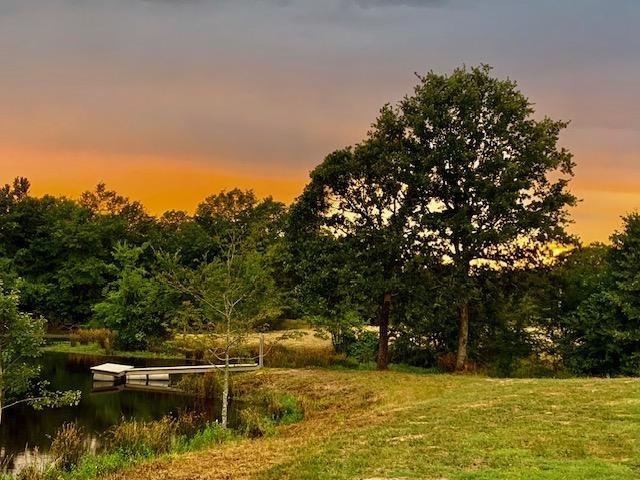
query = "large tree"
xmin=398 ymin=65 xmax=575 ymax=369
xmin=290 ymin=106 xmax=421 ymax=369
xmin=292 ymin=65 xmax=576 ymax=370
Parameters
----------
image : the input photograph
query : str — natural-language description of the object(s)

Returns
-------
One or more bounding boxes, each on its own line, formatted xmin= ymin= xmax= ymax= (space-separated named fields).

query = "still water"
xmin=0 ymin=351 xmax=216 ymax=471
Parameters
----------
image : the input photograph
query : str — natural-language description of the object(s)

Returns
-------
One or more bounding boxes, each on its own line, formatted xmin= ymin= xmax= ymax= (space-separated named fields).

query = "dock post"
xmin=259 ymin=334 xmax=264 ymax=368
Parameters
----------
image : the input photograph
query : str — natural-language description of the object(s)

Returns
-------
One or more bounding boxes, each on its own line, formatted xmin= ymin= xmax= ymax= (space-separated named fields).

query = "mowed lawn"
xmin=116 ymin=369 xmax=640 ymax=480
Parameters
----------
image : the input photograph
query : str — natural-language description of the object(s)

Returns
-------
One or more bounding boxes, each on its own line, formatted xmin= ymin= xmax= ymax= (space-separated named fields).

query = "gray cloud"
xmin=352 ymin=0 xmax=446 ymax=7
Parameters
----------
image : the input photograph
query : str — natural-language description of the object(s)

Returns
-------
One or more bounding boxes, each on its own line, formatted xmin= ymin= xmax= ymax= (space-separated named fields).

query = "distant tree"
xmin=0 ymin=179 xmax=157 ymax=327
xmin=195 ymin=189 xmax=286 ymax=253
xmin=93 ymin=242 xmax=179 ymax=350
xmin=150 ymin=210 xmax=214 ymax=268
xmin=286 ymin=227 xmax=370 ymax=353
xmin=0 ymin=285 xmax=80 ymax=424
xmin=556 ymin=215 xmax=640 ymax=375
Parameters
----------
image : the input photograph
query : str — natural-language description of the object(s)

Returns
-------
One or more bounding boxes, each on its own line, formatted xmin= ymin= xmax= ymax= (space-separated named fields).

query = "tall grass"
xmin=107 ymin=417 xmax=176 ymax=456
xmin=69 ymin=329 xmax=115 ymax=353
xmin=50 ymin=423 xmax=88 ymax=470
xmin=4 ymin=386 xmax=304 ymax=480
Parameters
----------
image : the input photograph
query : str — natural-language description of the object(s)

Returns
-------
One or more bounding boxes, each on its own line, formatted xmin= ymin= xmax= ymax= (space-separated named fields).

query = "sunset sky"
xmin=1 ymin=0 xmax=638 ymax=243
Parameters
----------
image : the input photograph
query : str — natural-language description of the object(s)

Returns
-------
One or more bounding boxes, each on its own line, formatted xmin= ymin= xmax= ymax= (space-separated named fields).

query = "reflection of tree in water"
xmin=0 ymin=352 xmax=212 ymax=472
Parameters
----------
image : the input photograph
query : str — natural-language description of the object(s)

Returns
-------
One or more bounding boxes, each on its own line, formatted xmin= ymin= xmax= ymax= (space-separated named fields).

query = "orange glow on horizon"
xmin=2 ymin=148 xmax=307 ymax=215
xmin=2 ymin=146 xmax=638 ymax=245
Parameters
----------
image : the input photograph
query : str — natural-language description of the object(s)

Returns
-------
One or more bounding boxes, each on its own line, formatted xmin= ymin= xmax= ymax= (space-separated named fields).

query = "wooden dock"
xmin=91 ymin=335 xmax=264 ymax=383
xmin=90 ymin=362 xmax=260 ymax=382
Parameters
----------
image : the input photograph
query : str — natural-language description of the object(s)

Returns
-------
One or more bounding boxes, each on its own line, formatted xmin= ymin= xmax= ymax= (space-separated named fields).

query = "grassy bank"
xmin=43 ymin=330 xmax=350 ymax=368
xmin=5 ymin=380 xmax=304 ymax=480
xmin=108 ymin=369 xmax=639 ymax=480
xmin=42 ymin=342 xmax=184 ymax=360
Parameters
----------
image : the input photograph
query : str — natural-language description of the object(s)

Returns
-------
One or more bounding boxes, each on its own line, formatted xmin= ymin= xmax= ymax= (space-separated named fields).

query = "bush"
xmin=176 ymin=372 xmax=225 ymax=399
xmin=436 ymin=352 xmax=457 ymax=372
xmin=390 ymin=333 xmax=438 ymax=368
xmin=239 ymin=407 xmax=275 ymax=438
xmin=263 ymin=344 xmax=352 ymax=368
xmin=346 ymin=330 xmax=379 ymax=364
xmin=15 ymin=464 xmax=58 ymax=480
xmin=264 ymin=393 xmax=304 ymax=425
xmin=173 ymin=411 xmax=205 ymax=437
xmin=175 ymin=423 xmax=232 ymax=452
xmin=71 ymin=329 xmax=114 ymax=348
xmin=50 ymin=423 xmax=87 ymax=471
xmin=509 ymin=355 xmax=569 ymax=378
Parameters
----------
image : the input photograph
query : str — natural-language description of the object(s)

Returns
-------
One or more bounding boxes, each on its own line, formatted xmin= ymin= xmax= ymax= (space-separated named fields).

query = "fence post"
xmin=259 ymin=334 xmax=264 ymax=368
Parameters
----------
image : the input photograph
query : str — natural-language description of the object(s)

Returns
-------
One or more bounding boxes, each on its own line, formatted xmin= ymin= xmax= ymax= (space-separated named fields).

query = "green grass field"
xmin=110 ymin=369 xmax=639 ymax=480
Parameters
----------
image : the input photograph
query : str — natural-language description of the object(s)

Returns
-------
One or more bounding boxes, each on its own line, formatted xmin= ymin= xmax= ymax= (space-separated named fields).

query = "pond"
xmin=0 ymin=351 xmax=223 ymax=472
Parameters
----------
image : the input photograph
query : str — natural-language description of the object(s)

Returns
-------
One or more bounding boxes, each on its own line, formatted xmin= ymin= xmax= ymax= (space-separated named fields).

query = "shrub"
xmin=176 ymin=372 xmax=225 ymax=399
xmin=436 ymin=352 xmax=457 ymax=372
xmin=264 ymin=393 xmax=304 ymax=424
xmin=239 ymin=407 xmax=275 ymax=438
xmin=72 ymin=328 xmax=114 ymax=348
xmin=15 ymin=464 xmax=58 ymax=480
xmin=173 ymin=411 xmax=205 ymax=437
xmin=69 ymin=451 xmax=133 ymax=480
xmin=175 ymin=423 xmax=232 ymax=452
xmin=390 ymin=333 xmax=439 ymax=368
xmin=50 ymin=423 xmax=87 ymax=471
xmin=346 ymin=330 xmax=379 ymax=364
xmin=263 ymin=344 xmax=351 ymax=368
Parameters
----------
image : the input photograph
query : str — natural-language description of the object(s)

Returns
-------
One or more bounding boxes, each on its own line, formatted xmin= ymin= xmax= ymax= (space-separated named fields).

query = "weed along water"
xmin=0 ymin=351 xmax=235 ymax=472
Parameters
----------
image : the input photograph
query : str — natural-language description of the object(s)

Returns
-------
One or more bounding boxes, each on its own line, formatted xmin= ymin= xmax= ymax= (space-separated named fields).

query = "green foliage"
xmin=343 ymin=329 xmax=379 ymax=364
xmin=160 ymin=240 xmax=282 ymax=354
xmin=175 ymin=423 xmax=233 ymax=452
xmin=239 ymin=407 xmax=276 ymax=438
xmin=553 ymin=215 xmax=640 ymax=375
xmin=264 ymin=393 xmax=304 ymax=425
xmin=0 ymin=179 xmax=151 ymax=327
xmin=290 ymin=65 xmax=576 ymax=370
xmin=0 ymin=284 xmax=45 ymax=404
xmin=66 ymin=451 xmax=140 ymax=480
xmin=93 ymin=243 xmax=179 ymax=350
xmin=14 ymin=464 xmax=59 ymax=480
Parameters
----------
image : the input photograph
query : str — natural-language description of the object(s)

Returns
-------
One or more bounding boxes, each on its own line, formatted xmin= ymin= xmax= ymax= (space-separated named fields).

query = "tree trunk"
xmin=376 ymin=292 xmax=392 ymax=371
xmin=455 ymin=299 xmax=469 ymax=371
xmin=221 ymin=351 xmax=229 ymax=428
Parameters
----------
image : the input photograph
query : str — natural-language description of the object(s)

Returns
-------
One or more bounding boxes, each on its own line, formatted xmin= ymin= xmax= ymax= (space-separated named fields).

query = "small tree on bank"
xmin=160 ymin=238 xmax=279 ymax=427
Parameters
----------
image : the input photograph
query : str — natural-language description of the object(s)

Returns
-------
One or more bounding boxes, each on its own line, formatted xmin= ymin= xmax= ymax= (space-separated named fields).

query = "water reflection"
xmin=0 ymin=351 xmax=216 ymax=472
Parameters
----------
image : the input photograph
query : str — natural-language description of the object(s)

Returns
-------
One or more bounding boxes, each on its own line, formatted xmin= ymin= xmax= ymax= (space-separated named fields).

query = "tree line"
xmin=1 ymin=65 xmax=639 ymax=381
